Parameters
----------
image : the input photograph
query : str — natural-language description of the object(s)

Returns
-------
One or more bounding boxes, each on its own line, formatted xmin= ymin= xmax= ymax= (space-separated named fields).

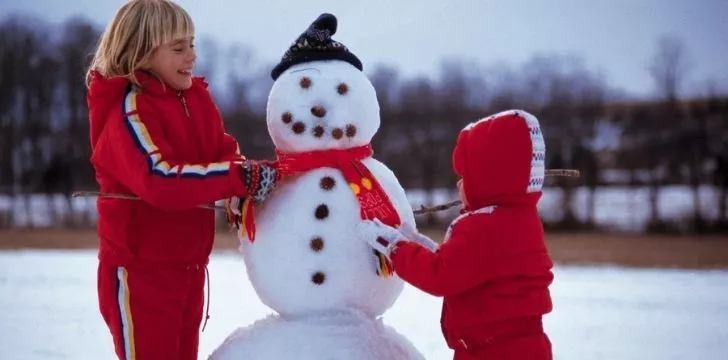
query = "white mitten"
xmin=398 ymin=221 xmax=439 ymax=252
xmin=360 ymin=219 xmax=409 ymax=260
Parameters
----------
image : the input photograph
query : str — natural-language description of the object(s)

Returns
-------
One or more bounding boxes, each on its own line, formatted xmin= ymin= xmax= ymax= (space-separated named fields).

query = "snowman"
xmin=209 ymin=13 xmax=425 ymax=360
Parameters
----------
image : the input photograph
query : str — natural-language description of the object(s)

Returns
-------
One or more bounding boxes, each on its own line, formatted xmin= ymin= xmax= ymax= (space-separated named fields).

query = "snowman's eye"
xmin=300 ymin=77 xmax=312 ymax=89
xmin=337 ymin=83 xmax=348 ymax=95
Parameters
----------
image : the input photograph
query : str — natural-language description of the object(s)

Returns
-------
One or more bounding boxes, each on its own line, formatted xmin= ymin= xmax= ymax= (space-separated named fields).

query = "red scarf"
xmin=276 ymin=144 xmax=402 ymax=228
xmin=233 ymin=144 xmax=401 ymax=277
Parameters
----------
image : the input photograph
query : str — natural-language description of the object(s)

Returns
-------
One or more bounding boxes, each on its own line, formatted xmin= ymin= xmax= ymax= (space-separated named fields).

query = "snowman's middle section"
xmin=240 ymin=157 xmax=414 ymax=318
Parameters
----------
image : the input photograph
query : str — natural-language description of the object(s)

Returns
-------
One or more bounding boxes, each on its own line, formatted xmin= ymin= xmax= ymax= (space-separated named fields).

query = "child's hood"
xmin=451 ymin=110 xmax=546 ymax=210
xmin=86 ymin=70 xmax=209 ymax=148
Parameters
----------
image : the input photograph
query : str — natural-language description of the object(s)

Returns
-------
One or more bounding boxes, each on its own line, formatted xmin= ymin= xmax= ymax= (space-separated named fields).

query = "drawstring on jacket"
xmin=201 ymin=265 xmax=211 ymax=332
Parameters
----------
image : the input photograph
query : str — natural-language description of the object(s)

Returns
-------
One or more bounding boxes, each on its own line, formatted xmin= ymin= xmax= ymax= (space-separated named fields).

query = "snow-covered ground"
xmin=0 ymin=250 xmax=726 ymax=360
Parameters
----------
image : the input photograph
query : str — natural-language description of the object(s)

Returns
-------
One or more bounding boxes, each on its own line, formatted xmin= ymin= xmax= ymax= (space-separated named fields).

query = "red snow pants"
xmin=453 ymin=332 xmax=552 ymax=360
xmin=97 ymin=261 xmax=207 ymax=360
xmin=449 ymin=317 xmax=552 ymax=360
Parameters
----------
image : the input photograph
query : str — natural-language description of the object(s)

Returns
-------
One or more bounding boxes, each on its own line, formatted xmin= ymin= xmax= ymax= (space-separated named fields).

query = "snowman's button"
xmin=349 ymin=183 xmax=361 ymax=195
xmin=337 ymin=83 xmax=348 ymax=95
xmin=311 ymin=105 xmax=327 ymax=118
xmin=320 ymin=176 xmax=336 ymax=190
xmin=292 ymin=122 xmax=306 ymax=134
xmin=300 ymin=77 xmax=312 ymax=89
xmin=331 ymin=128 xmax=344 ymax=139
xmin=310 ymin=237 xmax=324 ymax=252
xmin=315 ymin=204 xmax=329 ymax=219
xmin=281 ymin=112 xmax=293 ymax=124
xmin=311 ymin=272 xmax=326 ymax=285
xmin=312 ymin=125 xmax=325 ymax=138
xmin=345 ymin=124 xmax=357 ymax=138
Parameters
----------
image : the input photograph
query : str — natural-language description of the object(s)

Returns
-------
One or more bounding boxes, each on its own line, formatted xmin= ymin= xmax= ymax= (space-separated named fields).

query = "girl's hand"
xmin=238 ymin=161 xmax=279 ymax=204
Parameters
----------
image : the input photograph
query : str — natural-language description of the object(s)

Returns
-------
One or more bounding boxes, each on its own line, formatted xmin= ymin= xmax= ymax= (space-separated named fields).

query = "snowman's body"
xmin=240 ymin=159 xmax=413 ymax=317
xmin=209 ymin=59 xmax=425 ymax=360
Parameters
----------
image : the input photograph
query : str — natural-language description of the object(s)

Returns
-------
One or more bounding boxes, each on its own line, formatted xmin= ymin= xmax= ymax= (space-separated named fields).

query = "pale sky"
xmin=2 ymin=0 xmax=727 ymax=98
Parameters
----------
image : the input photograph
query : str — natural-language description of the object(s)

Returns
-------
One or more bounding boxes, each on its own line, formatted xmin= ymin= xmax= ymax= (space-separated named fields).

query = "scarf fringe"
xmin=375 ymin=251 xmax=394 ymax=278
xmin=242 ymin=197 xmax=256 ymax=241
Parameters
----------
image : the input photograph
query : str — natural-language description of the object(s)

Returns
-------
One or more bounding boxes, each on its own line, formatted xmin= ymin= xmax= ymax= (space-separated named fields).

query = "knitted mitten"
xmin=240 ymin=161 xmax=279 ymax=204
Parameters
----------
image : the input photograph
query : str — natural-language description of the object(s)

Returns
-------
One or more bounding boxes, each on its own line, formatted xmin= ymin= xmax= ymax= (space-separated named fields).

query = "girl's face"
xmin=144 ymin=36 xmax=197 ymax=90
xmin=457 ymin=179 xmax=468 ymax=208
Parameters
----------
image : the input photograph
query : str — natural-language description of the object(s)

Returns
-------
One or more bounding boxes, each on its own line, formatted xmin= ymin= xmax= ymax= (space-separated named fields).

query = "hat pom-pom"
xmin=312 ymin=13 xmax=337 ymax=35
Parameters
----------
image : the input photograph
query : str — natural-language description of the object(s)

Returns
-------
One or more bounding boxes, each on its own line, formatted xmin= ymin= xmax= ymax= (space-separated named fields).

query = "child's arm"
xmin=389 ymin=219 xmax=492 ymax=297
xmin=91 ymin=101 xmax=254 ymax=211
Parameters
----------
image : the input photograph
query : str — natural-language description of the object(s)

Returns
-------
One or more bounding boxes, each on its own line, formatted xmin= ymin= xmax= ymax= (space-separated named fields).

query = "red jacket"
xmin=87 ymin=70 xmax=248 ymax=267
xmin=390 ymin=110 xmax=553 ymax=349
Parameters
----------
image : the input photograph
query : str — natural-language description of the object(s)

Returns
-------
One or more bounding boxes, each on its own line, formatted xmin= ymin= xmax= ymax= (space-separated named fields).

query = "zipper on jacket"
xmin=178 ymin=90 xmax=191 ymax=117
xmin=177 ymin=89 xmax=205 ymax=254
xmin=177 ymin=90 xmax=201 ymax=152
xmin=176 ymin=90 xmax=202 ymax=162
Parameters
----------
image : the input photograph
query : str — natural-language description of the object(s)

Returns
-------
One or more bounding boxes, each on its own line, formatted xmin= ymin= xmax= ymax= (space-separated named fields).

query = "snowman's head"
xmin=266 ymin=13 xmax=379 ymax=153
xmin=267 ymin=60 xmax=379 ymax=153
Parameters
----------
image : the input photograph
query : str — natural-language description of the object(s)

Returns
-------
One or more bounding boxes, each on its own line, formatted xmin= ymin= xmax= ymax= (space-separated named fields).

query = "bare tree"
xmin=0 ymin=18 xmax=19 ymax=227
xmin=1 ymin=16 xmax=55 ymax=227
xmin=55 ymin=17 xmax=99 ymax=226
xmin=624 ymin=36 xmax=692 ymax=232
xmin=368 ymin=64 xmax=403 ymax=168
xmin=221 ymin=44 xmax=272 ymax=160
xmin=649 ymin=35 xmax=690 ymax=102
xmin=516 ymin=55 xmax=607 ymax=229
xmin=708 ymin=97 xmax=728 ymax=230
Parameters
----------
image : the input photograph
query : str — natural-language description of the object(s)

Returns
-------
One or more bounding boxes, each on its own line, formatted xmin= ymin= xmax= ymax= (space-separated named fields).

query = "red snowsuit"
xmin=87 ymin=70 xmax=248 ymax=360
xmin=390 ymin=110 xmax=554 ymax=360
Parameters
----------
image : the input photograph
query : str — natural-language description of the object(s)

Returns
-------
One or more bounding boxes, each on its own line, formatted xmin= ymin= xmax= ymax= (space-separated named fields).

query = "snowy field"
xmin=1 ymin=250 xmax=727 ymax=360
xmin=1 ymin=185 xmax=726 ymax=232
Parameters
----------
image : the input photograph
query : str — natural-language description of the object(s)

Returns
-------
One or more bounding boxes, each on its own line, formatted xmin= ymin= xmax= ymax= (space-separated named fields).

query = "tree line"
xmin=0 ymin=14 xmax=726 ymax=233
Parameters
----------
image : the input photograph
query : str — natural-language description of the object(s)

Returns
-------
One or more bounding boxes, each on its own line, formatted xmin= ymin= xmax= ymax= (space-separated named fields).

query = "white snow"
xmin=1 ymin=250 xmax=727 ymax=360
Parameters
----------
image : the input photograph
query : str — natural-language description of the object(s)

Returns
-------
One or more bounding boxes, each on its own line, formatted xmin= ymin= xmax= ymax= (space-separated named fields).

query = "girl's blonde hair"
xmin=85 ymin=0 xmax=195 ymax=87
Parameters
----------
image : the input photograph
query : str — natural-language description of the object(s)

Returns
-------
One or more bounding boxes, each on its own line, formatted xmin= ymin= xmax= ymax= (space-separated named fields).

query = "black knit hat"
xmin=271 ymin=13 xmax=363 ymax=80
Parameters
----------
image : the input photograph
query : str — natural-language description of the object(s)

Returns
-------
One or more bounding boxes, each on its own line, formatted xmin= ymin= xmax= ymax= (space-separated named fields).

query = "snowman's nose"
xmin=311 ymin=105 xmax=327 ymax=118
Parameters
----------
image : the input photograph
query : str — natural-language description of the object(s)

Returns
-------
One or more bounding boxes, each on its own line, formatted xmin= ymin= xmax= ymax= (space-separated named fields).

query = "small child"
xmin=86 ymin=1 xmax=277 ymax=359
xmin=363 ymin=110 xmax=554 ymax=360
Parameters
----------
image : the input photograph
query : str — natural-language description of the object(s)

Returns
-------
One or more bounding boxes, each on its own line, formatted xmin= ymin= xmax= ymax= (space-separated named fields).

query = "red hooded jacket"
xmin=390 ymin=110 xmax=554 ymax=349
xmin=87 ymin=70 xmax=247 ymax=267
